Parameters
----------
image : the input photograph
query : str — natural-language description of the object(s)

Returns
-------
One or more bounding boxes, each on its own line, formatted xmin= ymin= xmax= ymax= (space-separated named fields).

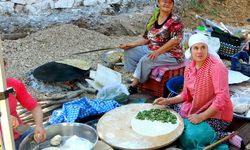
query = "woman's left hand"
xmin=34 ymin=125 xmax=46 ymax=143
xmin=188 ymin=114 xmax=203 ymax=124
xmin=148 ymin=51 xmax=161 ymax=61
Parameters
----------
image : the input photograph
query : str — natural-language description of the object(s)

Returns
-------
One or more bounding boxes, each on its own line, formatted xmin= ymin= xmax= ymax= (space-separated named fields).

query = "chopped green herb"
xmin=135 ymin=109 xmax=177 ymax=124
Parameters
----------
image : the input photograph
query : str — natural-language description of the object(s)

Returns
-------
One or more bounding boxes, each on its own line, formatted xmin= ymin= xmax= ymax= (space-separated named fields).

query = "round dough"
xmin=50 ymin=135 xmax=62 ymax=146
xmin=131 ymin=112 xmax=180 ymax=137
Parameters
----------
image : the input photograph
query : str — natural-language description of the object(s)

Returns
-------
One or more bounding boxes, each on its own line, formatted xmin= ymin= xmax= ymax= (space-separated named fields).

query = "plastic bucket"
xmin=166 ymin=76 xmax=184 ymax=96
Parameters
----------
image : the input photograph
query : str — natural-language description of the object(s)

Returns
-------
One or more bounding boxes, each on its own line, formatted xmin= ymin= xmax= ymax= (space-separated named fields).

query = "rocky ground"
xmin=2 ymin=24 xmax=138 ymax=99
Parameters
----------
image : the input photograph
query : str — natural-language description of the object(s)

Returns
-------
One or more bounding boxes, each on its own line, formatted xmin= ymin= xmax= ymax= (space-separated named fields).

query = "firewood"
xmin=38 ymin=99 xmax=74 ymax=105
xmin=37 ymin=94 xmax=66 ymax=101
xmin=37 ymin=89 xmax=86 ymax=101
xmin=75 ymin=82 xmax=97 ymax=94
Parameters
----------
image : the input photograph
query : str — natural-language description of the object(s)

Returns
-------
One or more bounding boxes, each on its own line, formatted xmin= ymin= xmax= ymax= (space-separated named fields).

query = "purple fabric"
xmin=150 ymin=60 xmax=188 ymax=82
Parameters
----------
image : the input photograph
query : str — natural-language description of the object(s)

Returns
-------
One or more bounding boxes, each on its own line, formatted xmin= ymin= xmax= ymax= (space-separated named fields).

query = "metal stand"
xmin=0 ymin=41 xmax=15 ymax=150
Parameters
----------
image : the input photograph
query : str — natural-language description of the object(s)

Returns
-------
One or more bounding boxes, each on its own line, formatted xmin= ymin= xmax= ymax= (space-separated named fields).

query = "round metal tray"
xmin=102 ymin=49 xmax=124 ymax=63
xmin=233 ymin=113 xmax=250 ymax=121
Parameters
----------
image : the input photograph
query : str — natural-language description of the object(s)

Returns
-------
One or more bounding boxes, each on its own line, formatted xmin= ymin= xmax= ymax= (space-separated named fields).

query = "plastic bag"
xmin=96 ymin=83 xmax=129 ymax=104
xmin=231 ymin=90 xmax=250 ymax=114
xmin=231 ymin=90 xmax=250 ymax=104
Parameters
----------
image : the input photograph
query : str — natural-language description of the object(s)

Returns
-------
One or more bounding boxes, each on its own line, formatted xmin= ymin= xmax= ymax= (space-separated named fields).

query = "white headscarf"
xmin=185 ymin=33 xmax=221 ymax=60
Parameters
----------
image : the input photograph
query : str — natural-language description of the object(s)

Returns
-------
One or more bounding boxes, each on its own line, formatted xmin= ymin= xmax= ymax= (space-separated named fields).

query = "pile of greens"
xmin=136 ymin=109 xmax=177 ymax=124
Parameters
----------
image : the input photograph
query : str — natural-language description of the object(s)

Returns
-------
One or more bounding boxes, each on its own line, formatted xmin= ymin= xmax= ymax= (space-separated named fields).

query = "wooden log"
xmin=19 ymin=111 xmax=31 ymax=118
xmin=38 ymin=99 xmax=74 ymax=105
xmin=21 ymin=104 xmax=61 ymax=121
xmin=76 ymin=82 xmax=97 ymax=94
xmin=65 ymin=89 xmax=85 ymax=99
xmin=17 ymin=109 xmax=27 ymax=116
xmin=37 ymin=89 xmax=86 ymax=101
xmin=37 ymin=94 xmax=66 ymax=101
xmin=56 ymin=82 xmax=72 ymax=90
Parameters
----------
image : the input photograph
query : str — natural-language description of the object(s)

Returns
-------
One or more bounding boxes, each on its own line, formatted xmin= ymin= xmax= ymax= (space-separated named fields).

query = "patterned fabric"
xmin=146 ymin=8 xmax=160 ymax=31
xmin=49 ymin=98 xmax=120 ymax=124
xmin=180 ymin=55 xmax=233 ymax=122
xmin=206 ymin=118 xmax=230 ymax=139
xmin=150 ymin=59 xmax=188 ymax=82
xmin=143 ymin=14 xmax=184 ymax=62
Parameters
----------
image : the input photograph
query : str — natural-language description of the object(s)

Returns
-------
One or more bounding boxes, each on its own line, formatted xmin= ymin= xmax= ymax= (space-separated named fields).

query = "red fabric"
xmin=6 ymin=78 xmax=38 ymax=139
xmin=180 ymin=55 xmax=233 ymax=122
xmin=144 ymin=15 xmax=184 ymax=62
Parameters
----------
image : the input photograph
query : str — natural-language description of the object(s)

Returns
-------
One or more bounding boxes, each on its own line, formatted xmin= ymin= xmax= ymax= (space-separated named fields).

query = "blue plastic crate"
xmin=231 ymin=51 xmax=250 ymax=77
xmin=165 ymin=76 xmax=184 ymax=97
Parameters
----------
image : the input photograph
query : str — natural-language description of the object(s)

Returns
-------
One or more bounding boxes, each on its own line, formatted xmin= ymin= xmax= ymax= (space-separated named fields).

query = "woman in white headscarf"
xmin=154 ymin=34 xmax=243 ymax=148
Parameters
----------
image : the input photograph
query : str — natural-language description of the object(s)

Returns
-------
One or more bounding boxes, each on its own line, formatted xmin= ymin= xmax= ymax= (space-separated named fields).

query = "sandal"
xmin=128 ymin=86 xmax=138 ymax=95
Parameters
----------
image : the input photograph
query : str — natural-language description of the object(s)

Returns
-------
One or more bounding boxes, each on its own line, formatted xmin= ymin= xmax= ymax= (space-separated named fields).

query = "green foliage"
xmin=136 ymin=108 xmax=177 ymax=124
xmin=187 ymin=0 xmax=205 ymax=12
xmin=209 ymin=8 xmax=218 ymax=16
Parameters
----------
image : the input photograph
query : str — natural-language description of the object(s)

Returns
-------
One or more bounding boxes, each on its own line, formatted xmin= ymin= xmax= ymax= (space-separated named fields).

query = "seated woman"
xmin=119 ymin=0 xmax=184 ymax=94
xmin=1 ymin=59 xmax=46 ymax=150
xmin=154 ymin=34 xmax=242 ymax=148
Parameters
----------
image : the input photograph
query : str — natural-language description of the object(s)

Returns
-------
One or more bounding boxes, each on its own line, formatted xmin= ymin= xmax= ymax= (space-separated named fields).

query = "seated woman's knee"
xmin=140 ymin=55 xmax=152 ymax=64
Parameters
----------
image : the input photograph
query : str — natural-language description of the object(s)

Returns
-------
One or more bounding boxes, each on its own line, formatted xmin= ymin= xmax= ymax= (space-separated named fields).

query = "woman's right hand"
xmin=11 ymin=115 xmax=19 ymax=129
xmin=153 ymin=97 xmax=172 ymax=105
xmin=119 ymin=43 xmax=134 ymax=50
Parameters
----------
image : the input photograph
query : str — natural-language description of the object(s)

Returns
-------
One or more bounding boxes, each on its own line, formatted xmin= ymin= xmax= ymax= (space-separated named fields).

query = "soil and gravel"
xmin=2 ymin=24 xmax=138 ymax=98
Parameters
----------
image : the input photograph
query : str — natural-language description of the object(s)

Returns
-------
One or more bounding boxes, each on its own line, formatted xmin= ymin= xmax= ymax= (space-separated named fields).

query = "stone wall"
xmin=0 ymin=0 xmax=186 ymax=35
xmin=0 ymin=0 xmax=151 ymax=15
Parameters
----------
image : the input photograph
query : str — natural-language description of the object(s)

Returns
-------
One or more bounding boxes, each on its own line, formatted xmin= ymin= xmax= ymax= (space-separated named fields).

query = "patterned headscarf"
xmin=146 ymin=0 xmax=174 ymax=31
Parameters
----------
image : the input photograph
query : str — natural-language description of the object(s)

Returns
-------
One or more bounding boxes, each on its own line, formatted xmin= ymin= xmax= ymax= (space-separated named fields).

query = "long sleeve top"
xmin=180 ymin=55 xmax=233 ymax=122
xmin=7 ymin=78 xmax=38 ymax=139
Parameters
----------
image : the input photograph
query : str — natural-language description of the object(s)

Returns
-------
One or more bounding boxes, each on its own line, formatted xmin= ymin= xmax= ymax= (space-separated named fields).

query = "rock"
xmin=15 ymin=4 xmax=25 ymax=13
xmin=0 ymin=2 xmax=15 ymax=14
xmin=11 ymin=0 xmax=26 ymax=5
xmin=26 ymin=0 xmax=37 ymax=5
xmin=25 ymin=0 xmax=53 ymax=15
xmin=246 ymin=142 xmax=250 ymax=150
xmin=54 ymin=0 xmax=75 ymax=9
xmin=84 ymin=0 xmax=105 ymax=6
xmin=107 ymin=0 xmax=120 ymax=5
xmin=73 ymin=0 xmax=82 ymax=7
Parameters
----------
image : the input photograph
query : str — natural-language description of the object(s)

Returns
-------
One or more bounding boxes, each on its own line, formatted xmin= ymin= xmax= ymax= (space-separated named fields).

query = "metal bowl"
xmin=233 ymin=113 xmax=250 ymax=121
xmin=19 ymin=123 xmax=98 ymax=150
xmin=102 ymin=49 xmax=124 ymax=63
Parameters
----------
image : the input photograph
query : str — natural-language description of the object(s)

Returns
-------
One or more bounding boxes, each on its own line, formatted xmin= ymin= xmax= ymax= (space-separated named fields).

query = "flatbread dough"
xmin=131 ymin=111 xmax=180 ymax=137
xmin=50 ymin=135 xmax=62 ymax=146
xmin=55 ymin=59 xmax=91 ymax=70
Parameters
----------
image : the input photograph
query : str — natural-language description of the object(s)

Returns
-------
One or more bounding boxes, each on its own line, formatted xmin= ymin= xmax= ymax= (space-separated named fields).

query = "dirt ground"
xmin=182 ymin=0 xmax=250 ymax=28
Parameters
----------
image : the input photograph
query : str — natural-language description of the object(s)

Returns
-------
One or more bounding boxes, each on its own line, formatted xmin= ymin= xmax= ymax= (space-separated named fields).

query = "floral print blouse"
xmin=144 ymin=14 xmax=184 ymax=62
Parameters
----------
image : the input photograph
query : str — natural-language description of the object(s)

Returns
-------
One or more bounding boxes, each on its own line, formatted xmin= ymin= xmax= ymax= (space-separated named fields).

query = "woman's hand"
xmin=148 ymin=50 xmax=161 ymax=61
xmin=11 ymin=115 xmax=19 ymax=129
xmin=188 ymin=114 xmax=203 ymax=124
xmin=34 ymin=125 xmax=46 ymax=143
xmin=153 ymin=97 xmax=172 ymax=105
xmin=119 ymin=43 xmax=135 ymax=50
